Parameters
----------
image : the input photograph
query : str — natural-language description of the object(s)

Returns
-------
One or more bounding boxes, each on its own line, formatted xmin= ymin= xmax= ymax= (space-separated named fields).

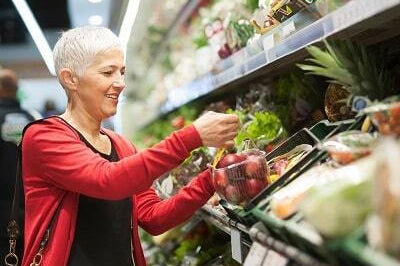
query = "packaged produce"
xmin=270 ymin=164 xmax=335 ymax=219
xmin=321 ymin=130 xmax=376 ymax=165
xmin=270 ymin=0 xmax=317 ymax=23
xmin=367 ymin=138 xmax=400 ymax=259
xmin=210 ymin=149 xmax=270 ymax=206
xmin=269 ymin=144 xmax=312 ymax=178
xmin=300 ymin=157 xmax=377 ymax=238
xmin=363 ymin=102 xmax=400 ymax=137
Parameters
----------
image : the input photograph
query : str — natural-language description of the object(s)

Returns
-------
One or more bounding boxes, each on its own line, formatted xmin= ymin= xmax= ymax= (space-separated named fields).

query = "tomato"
xmin=171 ymin=116 xmax=185 ymax=129
xmin=331 ymin=151 xmax=354 ymax=164
xmin=265 ymin=144 xmax=275 ymax=153
xmin=379 ymin=123 xmax=391 ymax=135
xmin=374 ymin=112 xmax=388 ymax=123
xmin=391 ymin=103 xmax=400 ymax=119
xmin=217 ymin=153 xmax=246 ymax=168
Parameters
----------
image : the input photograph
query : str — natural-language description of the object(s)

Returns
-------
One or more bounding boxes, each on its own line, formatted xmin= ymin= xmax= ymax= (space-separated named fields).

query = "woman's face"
xmin=76 ymin=48 xmax=125 ymax=120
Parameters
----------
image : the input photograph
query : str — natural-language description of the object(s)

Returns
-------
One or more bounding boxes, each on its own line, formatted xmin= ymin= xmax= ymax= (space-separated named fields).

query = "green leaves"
xmin=297 ymin=39 xmax=394 ymax=101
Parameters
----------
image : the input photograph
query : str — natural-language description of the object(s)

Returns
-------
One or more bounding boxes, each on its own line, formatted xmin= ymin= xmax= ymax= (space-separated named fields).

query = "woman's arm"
xmin=136 ymin=170 xmax=214 ymax=235
xmin=23 ymin=120 xmax=201 ymax=200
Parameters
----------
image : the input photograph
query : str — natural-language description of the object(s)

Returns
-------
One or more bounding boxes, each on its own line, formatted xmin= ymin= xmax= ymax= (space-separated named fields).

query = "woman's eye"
xmin=102 ymin=71 xmax=113 ymax=76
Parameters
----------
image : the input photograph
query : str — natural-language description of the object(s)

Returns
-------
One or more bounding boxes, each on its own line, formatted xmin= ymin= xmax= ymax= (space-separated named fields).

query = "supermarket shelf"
xmin=249 ymin=224 xmax=329 ymax=266
xmin=150 ymin=0 xmax=203 ymax=64
xmin=160 ymin=0 xmax=400 ymax=114
xmin=199 ymin=205 xmax=328 ymax=266
xmin=199 ymin=205 xmax=252 ymax=247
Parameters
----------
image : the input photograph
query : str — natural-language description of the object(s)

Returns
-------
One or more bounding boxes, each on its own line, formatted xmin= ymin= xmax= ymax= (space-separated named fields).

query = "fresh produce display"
xmin=367 ymin=138 xmax=400 ymax=260
xmin=250 ymin=0 xmax=317 ymax=35
xmin=269 ymin=70 xmax=326 ymax=132
xmin=363 ymin=101 xmax=400 ymax=137
xmin=270 ymin=164 xmax=335 ymax=219
xmin=321 ymin=131 xmax=377 ymax=165
xmin=129 ymin=1 xmax=400 ymax=265
xmin=210 ymin=149 xmax=270 ymax=205
xmin=268 ymin=144 xmax=312 ymax=181
xmin=300 ymin=157 xmax=377 ymax=238
xmin=229 ymin=109 xmax=285 ymax=151
xmin=298 ymin=40 xmax=396 ymax=121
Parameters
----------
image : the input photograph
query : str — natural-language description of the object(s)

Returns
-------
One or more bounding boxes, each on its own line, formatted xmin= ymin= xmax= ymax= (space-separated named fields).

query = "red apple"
xmin=224 ymin=184 xmax=242 ymax=204
xmin=213 ymin=170 xmax=228 ymax=189
xmin=246 ymin=178 xmax=266 ymax=198
xmin=216 ymin=153 xmax=246 ymax=168
xmin=244 ymin=155 xmax=265 ymax=178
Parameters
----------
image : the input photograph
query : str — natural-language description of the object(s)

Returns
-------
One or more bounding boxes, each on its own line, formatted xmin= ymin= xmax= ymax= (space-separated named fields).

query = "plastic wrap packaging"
xmin=321 ymin=130 xmax=376 ymax=165
xmin=363 ymin=102 xmax=400 ymax=137
xmin=270 ymin=164 xmax=335 ymax=219
xmin=300 ymin=157 xmax=376 ymax=238
xmin=209 ymin=149 xmax=270 ymax=206
xmin=367 ymin=138 xmax=400 ymax=259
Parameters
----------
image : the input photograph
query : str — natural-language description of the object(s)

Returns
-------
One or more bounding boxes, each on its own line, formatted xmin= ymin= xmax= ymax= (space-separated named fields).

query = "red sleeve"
xmin=22 ymin=121 xmax=202 ymax=200
xmin=136 ymin=170 xmax=214 ymax=235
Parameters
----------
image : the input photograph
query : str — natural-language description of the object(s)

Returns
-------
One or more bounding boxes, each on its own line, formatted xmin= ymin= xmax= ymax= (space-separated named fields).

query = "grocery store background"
xmin=0 ymin=0 xmax=153 ymax=134
xmin=3 ymin=0 xmax=400 ymax=265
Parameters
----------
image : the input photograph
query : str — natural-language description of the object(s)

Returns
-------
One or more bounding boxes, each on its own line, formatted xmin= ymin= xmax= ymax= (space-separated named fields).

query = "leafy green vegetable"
xmin=230 ymin=110 xmax=283 ymax=148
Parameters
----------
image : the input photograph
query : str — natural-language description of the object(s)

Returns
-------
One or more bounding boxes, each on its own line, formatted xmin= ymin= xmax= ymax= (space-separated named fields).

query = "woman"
xmin=21 ymin=26 xmax=239 ymax=266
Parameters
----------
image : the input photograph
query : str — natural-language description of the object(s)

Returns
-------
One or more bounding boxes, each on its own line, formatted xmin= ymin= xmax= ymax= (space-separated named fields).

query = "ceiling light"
xmin=119 ymin=0 xmax=141 ymax=53
xmin=88 ymin=15 xmax=103 ymax=26
xmin=88 ymin=0 xmax=103 ymax=3
xmin=11 ymin=0 xmax=56 ymax=76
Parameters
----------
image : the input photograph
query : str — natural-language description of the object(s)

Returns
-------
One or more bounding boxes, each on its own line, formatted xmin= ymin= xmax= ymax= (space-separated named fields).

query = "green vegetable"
xmin=229 ymin=110 xmax=283 ymax=148
xmin=301 ymin=175 xmax=373 ymax=238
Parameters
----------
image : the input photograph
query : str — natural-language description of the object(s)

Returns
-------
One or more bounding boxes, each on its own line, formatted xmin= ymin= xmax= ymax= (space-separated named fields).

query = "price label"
xmin=231 ymin=227 xmax=243 ymax=263
xmin=262 ymin=34 xmax=275 ymax=63
xmin=262 ymin=34 xmax=274 ymax=52
xmin=262 ymin=250 xmax=288 ymax=266
xmin=244 ymin=241 xmax=268 ymax=266
xmin=281 ymin=21 xmax=296 ymax=38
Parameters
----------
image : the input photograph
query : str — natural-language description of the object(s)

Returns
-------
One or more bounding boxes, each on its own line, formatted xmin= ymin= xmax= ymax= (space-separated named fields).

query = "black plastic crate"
xmin=245 ymin=128 xmax=320 ymax=210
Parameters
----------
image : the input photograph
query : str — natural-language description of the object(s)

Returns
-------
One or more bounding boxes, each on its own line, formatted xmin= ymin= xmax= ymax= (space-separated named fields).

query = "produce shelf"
xmin=199 ymin=205 xmax=251 ymax=245
xmin=249 ymin=224 xmax=329 ymax=266
xmin=149 ymin=0 xmax=203 ymax=64
xmin=160 ymin=0 xmax=400 ymax=114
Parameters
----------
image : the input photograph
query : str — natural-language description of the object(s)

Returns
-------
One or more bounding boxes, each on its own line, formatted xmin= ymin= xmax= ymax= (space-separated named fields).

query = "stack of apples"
xmin=211 ymin=150 xmax=270 ymax=205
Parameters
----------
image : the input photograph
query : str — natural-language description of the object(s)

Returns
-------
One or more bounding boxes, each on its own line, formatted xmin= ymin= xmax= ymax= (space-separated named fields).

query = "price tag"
xmin=262 ymin=34 xmax=274 ymax=52
xmin=262 ymin=34 xmax=275 ymax=63
xmin=262 ymin=250 xmax=288 ymax=266
xmin=231 ymin=227 xmax=243 ymax=263
xmin=281 ymin=21 xmax=296 ymax=38
xmin=244 ymin=241 xmax=268 ymax=266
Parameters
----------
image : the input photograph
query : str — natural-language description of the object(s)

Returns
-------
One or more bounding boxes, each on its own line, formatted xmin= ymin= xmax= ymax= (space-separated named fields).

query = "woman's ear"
xmin=59 ymin=68 xmax=78 ymax=91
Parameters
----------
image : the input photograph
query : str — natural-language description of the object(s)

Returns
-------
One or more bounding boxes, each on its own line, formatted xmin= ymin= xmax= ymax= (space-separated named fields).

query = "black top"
xmin=68 ymin=131 xmax=134 ymax=266
xmin=0 ymin=98 xmax=35 ymax=257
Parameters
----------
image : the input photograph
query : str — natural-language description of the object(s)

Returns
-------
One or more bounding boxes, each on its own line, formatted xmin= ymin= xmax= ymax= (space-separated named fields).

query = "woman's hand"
xmin=193 ymin=111 xmax=239 ymax=148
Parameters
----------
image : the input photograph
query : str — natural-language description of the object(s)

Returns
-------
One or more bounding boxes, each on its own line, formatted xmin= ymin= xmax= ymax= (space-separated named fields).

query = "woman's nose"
xmin=112 ymin=79 xmax=126 ymax=89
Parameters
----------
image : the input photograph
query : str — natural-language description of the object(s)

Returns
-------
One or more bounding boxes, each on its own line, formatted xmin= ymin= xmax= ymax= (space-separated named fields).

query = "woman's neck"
xmin=60 ymin=108 xmax=102 ymax=139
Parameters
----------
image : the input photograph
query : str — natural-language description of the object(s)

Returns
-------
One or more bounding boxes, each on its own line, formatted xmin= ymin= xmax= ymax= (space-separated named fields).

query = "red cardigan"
xmin=21 ymin=117 xmax=214 ymax=266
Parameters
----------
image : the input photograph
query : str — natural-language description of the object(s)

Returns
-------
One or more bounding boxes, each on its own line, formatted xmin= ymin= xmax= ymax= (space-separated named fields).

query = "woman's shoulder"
xmin=23 ymin=116 xmax=80 ymax=141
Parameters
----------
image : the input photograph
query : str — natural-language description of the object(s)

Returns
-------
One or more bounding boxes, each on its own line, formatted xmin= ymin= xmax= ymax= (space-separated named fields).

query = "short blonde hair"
xmin=53 ymin=26 xmax=122 ymax=78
